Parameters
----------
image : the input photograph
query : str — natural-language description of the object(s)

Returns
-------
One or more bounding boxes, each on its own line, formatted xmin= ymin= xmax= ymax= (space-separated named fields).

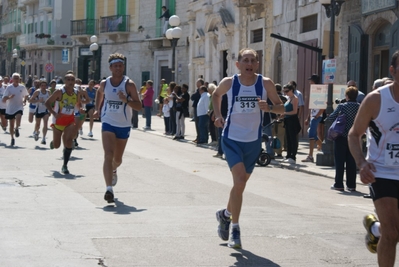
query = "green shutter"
xmin=156 ymin=0 xmax=162 ymax=37
xmin=86 ymin=0 xmax=95 ymax=34
xmin=117 ymin=0 xmax=126 ymax=15
xmin=7 ymin=38 xmax=12 ymax=52
xmin=48 ymin=21 xmax=51 ymax=34
xmin=40 ymin=21 xmax=43 ymax=33
xmin=117 ymin=0 xmax=126 ymax=31
xmin=169 ymin=0 xmax=176 ymax=16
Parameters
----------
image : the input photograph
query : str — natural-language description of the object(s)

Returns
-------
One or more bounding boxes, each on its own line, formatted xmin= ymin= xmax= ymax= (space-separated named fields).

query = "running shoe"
xmin=61 ymin=165 xmax=69 ymax=174
xmin=112 ymin=170 xmax=118 ymax=186
xmin=50 ymin=140 xmax=54 ymax=149
xmin=79 ymin=128 xmax=83 ymax=135
xmin=363 ymin=214 xmax=379 ymax=253
xmin=41 ymin=140 xmax=46 ymax=145
xmin=228 ymin=227 xmax=242 ymax=249
xmin=74 ymin=139 xmax=79 ymax=148
xmin=216 ymin=209 xmax=231 ymax=241
xmin=88 ymin=132 xmax=93 ymax=138
xmin=104 ymin=190 xmax=115 ymax=203
xmin=2 ymin=126 xmax=6 ymax=132
xmin=15 ymin=128 xmax=19 ymax=138
xmin=11 ymin=138 xmax=15 ymax=146
xmin=34 ymin=132 xmax=39 ymax=141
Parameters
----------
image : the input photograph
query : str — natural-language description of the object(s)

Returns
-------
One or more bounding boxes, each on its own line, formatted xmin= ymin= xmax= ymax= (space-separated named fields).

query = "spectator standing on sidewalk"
xmin=282 ymin=83 xmax=300 ymax=163
xmin=272 ymin=83 xmax=287 ymax=158
xmin=94 ymin=53 xmax=141 ymax=203
xmin=197 ymin=85 xmax=210 ymax=144
xmin=302 ymin=75 xmax=324 ymax=163
xmin=157 ymin=79 xmax=168 ymax=116
xmin=168 ymin=82 xmax=177 ymax=135
xmin=207 ymin=83 xmax=218 ymax=145
xmin=213 ymin=93 xmax=228 ymax=158
xmin=191 ymin=79 xmax=203 ymax=142
xmin=142 ymin=80 xmax=154 ymax=130
xmin=328 ymin=86 xmax=359 ymax=191
xmin=212 ymin=48 xmax=284 ymax=249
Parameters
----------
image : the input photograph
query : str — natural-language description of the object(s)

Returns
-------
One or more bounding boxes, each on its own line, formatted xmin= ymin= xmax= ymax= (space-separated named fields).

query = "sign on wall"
xmin=62 ymin=49 xmax=69 ymax=64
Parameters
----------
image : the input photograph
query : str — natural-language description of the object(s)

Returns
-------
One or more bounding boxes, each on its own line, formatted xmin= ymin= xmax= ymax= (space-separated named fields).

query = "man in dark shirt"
xmin=159 ymin=6 xmax=170 ymax=35
xmin=190 ymin=78 xmax=203 ymax=142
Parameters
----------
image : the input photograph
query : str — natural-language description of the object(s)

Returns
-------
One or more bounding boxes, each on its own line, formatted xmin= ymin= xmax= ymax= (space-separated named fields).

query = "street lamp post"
xmin=316 ymin=0 xmax=345 ymax=166
xmin=89 ymin=35 xmax=99 ymax=81
xmin=12 ymin=48 xmax=18 ymax=74
xmin=165 ymin=15 xmax=182 ymax=82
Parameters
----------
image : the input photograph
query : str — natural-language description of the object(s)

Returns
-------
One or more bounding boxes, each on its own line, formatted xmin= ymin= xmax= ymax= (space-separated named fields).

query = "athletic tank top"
xmin=86 ymin=88 xmax=96 ymax=105
xmin=29 ymin=88 xmax=36 ymax=109
xmin=367 ymin=85 xmax=399 ymax=180
xmin=58 ymin=87 xmax=78 ymax=115
xmin=101 ymin=76 xmax=132 ymax=127
xmin=36 ymin=90 xmax=50 ymax=114
xmin=222 ymin=74 xmax=266 ymax=142
xmin=284 ymin=100 xmax=294 ymax=117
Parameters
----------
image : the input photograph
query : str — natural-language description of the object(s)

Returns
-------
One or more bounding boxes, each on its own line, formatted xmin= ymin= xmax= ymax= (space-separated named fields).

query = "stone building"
xmin=0 ymin=0 xmax=73 ymax=81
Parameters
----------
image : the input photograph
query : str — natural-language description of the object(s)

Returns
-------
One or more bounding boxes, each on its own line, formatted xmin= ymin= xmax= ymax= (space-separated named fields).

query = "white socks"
xmin=106 ymin=186 xmax=113 ymax=192
xmin=224 ymin=209 xmax=231 ymax=218
xmin=371 ymin=222 xmax=381 ymax=237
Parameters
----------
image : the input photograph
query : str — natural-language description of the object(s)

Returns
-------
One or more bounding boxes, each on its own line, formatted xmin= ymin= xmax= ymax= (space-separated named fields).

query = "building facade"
xmin=0 ymin=0 xmax=73 ymax=81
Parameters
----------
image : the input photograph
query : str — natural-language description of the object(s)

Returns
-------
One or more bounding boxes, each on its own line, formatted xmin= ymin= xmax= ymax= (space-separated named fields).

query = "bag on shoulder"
xmin=327 ymin=112 xmax=346 ymax=140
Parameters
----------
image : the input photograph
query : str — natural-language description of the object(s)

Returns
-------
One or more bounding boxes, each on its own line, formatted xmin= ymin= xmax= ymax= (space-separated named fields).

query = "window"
xmin=301 ymin=14 xmax=317 ymax=33
xmin=251 ymin=29 xmax=263 ymax=43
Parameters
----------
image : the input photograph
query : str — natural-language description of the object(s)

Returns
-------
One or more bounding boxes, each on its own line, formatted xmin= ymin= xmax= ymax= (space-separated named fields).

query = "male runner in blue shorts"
xmin=212 ymin=48 xmax=285 ymax=248
xmin=94 ymin=53 xmax=142 ymax=203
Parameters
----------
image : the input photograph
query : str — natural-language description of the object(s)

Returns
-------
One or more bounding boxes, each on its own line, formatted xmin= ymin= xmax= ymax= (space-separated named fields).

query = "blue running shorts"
xmin=222 ymin=137 xmax=262 ymax=174
xmin=102 ymin=122 xmax=131 ymax=139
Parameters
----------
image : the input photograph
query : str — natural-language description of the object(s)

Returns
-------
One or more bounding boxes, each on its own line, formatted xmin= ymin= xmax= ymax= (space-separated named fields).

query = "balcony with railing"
xmin=39 ymin=0 xmax=53 ymax=12
xmin=37 ymin=34 xmax=73 ymax=48
xmin=71 ymin=19 xmax=98 ymax=38
xmin=19 ymin=32 xmax=39 ymax=48
xmin=100 ymin=15 xmax=130 ymax=34
xmin=18 ymin=0 xmax=39 ymax=9
xmin=1 ymin=22 xmax=22 ymax=36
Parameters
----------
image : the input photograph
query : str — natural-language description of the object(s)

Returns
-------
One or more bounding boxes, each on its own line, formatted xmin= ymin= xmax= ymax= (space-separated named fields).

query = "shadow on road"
xmin=50 ymin=170 xmax=84 ymax=179
xmin=230 ymin=249 xmax=281 ymax=267
xmin=102 ymin=199 xmax=147 ymax=215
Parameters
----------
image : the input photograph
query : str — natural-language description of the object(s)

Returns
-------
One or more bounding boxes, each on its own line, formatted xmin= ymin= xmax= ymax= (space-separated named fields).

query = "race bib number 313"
xmin=385 ymin=143 xmax=399 ymax=166
xmin=234 ymin=96 xmax=259 ymax=113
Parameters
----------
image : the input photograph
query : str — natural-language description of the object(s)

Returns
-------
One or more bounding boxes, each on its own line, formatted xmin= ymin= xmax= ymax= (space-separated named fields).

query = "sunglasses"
xmin=283 ymin=90 xmax=290 ymax=93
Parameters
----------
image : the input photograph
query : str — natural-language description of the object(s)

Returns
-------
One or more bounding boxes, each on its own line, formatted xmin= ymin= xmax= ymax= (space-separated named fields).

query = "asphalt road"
xmin=0 ymin=112 xmax=390 ymax=267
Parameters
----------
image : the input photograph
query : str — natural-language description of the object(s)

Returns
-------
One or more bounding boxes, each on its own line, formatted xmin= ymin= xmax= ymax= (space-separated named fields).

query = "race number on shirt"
xmin=385 ymin=143 xmax=399 ymax=166
xmin=108 ymin=100 xmax=123 ymax=113
xmin=233 ymin=96 xmax=259 ymax=113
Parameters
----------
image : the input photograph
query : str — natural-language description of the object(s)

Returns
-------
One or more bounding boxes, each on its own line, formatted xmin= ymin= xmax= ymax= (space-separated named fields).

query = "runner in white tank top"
xmin=94 ymin=53 xmax=142 ymax=204
xmin=348 ymin=50 xmax=399 ymax=262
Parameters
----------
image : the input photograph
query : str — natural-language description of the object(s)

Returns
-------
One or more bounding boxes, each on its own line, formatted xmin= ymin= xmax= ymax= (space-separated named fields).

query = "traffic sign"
xmin=322 ymin=59 xmax=336 ymax=84
xmin=45 ymin=63 xmax=54 ymax=73
xmin=309 ymin=84 xmax=328 ymax=109
xmin=20 ymin=60 xmax=26 ymax=66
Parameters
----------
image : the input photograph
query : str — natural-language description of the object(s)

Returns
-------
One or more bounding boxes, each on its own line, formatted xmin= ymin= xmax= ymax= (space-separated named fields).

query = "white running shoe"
xmin=88 ymin=132 xmax=93 ymax=137
xmin=79 ymin=128 xmax=83 ymax=135
xmin=34 ymin=132 xmax=39 ymax=141
xmin=112 ymin=170 xmax=118 ymax=186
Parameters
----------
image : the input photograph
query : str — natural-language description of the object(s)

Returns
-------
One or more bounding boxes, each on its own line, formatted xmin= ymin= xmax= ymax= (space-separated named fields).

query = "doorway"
xmin=373 ymin=23 xmax=391 ymax=80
